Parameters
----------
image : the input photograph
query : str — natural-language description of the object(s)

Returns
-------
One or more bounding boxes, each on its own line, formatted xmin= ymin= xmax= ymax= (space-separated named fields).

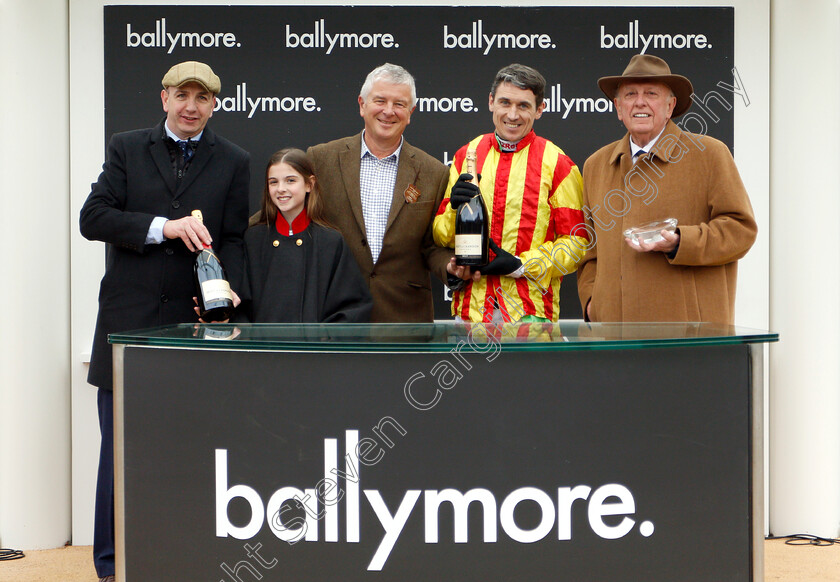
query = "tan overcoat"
xmin=577 ymin=120 xmax=757 ymax=324
xmin=308 ymin=133 xmax=451 ymax=323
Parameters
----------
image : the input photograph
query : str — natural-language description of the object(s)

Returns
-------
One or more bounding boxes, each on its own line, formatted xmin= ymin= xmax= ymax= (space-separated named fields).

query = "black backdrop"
xmin=104 ymin=6 xmax=735 ymax=318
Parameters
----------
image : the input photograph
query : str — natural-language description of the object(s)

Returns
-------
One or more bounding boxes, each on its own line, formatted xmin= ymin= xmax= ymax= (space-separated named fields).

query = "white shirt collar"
xmin=630 ymin=125 xmax=667 ymax=158
xmin=164 ymin=121 xmax=203 ymax=143
xmin=360 ymin=130 xmax=403 ymax=162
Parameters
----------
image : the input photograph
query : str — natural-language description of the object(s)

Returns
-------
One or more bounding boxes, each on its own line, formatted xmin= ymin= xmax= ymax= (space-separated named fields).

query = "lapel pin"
xmin=404 ymin=184 xmax=421 ymax=203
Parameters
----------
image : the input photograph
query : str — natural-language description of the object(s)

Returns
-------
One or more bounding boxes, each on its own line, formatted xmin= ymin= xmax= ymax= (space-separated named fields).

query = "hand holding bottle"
xmin=163 ymin=215 xmax=212 ymax=252
xmin=474 ymin=241 xmax=521 ymax=277
xmin=191 ymin=209 xmax=235 ymax=322
xmin=446 ymin=258 xmax=473 ymax=290
xmin=450 ymin=173 xmax=481 ymax=209
xmin=193 ymin=290 xmax=241 ymax=323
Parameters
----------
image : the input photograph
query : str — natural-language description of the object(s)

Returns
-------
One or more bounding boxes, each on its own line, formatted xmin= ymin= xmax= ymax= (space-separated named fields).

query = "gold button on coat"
xmin=272 ymin=240 xmax=279 ymax=247
xmin=296 ymin=239 xmax=303 ymax=246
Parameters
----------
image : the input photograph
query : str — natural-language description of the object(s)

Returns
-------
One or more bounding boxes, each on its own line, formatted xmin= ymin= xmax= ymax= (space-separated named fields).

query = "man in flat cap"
xmin=80 ymin=61 xmax=249 ymax=581
xmin=577 ymin=54 xmax=756 ymax=324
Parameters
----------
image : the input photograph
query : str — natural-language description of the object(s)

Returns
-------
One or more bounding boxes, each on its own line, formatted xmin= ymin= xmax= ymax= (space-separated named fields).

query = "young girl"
xmin=239 ymin=148 xmax=372 ymax=322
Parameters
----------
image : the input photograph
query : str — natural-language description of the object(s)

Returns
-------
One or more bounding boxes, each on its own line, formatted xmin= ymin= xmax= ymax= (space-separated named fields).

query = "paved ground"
xmin=0 ymin=539 xmax=838 ymax=581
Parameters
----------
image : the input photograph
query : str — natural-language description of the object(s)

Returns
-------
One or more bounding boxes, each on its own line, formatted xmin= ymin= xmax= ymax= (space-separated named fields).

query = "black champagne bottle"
xmin=454 ymin=149 xmax=489 ymax=267
xmin=191 ymin=210 xmax=234 ymax=322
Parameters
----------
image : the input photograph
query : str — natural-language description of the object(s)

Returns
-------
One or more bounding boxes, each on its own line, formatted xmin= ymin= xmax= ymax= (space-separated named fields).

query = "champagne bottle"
xmin=454 ymin=149 xmax=489 ymax=267
xmin=191 ymin=210 xmax=234 ymax=322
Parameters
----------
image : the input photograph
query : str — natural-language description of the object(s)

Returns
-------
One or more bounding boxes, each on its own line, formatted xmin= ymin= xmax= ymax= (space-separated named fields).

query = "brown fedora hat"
xmin=598 ymin=54 xmax=694 ymax=117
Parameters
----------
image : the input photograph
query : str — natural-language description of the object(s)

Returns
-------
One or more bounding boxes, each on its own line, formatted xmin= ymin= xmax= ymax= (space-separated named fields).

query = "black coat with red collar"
xmin=239 ymin=220 xmax=372 ymax=323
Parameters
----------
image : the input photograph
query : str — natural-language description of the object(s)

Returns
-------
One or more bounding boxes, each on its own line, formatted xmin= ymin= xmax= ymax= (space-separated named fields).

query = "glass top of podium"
xmin=110 ymin=322 xmax=778 ymax=352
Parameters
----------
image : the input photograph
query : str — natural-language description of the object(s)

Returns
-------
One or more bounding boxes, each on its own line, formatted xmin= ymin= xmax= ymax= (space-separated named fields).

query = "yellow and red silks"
xmin=434 ymin=131 xmax=589 ymax=323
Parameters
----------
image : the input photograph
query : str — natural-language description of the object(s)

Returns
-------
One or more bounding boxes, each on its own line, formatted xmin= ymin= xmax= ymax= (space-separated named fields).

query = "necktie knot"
xmin=178 ymin=139 xmax=197 ymax=162
xmin=633 ymin=149 xmax=648 ymax=165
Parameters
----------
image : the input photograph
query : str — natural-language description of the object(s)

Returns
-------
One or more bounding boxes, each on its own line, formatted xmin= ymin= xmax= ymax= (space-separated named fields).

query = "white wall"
xmin=769 ymin=0 xmax=840 ymax=538
xmin=69 ymin=0 xmax=107 ymax=548
xmin=0 ymin=0 xmax=71 ymax=549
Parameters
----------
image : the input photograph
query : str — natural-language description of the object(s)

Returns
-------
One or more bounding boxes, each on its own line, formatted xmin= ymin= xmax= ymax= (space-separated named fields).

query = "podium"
xmin=111 ymin=322 xmax=777 ymax=581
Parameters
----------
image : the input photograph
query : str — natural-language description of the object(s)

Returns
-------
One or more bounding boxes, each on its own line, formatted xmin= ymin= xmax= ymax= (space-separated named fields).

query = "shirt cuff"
xmin=447 ymin=273 xmax=466 ymax=291
xmin=146 ymin=216 xmax=168 ymax=245
xmin=664 ymin=228 xmax=681 ymax=260
xmin=510 ymin=260 xmax=526 ymax=279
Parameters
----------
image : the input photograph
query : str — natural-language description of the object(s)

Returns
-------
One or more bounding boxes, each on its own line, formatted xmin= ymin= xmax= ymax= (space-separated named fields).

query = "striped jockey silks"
xmin=434 ymin=131 xmax=589 ymax=322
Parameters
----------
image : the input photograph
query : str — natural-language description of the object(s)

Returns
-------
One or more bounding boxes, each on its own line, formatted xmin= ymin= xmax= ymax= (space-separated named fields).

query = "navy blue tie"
xmin=179 ymin=140 xmax=196 ymax=163
xmin=633 ymin=149 xmax=647 ymax=165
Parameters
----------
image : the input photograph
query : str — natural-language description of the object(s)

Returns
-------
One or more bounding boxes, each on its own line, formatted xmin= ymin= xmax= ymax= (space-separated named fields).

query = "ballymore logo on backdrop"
xmin=541 ymin=84 xmax=615 ymax=119
xmin=414 ymin=84 xmax=615 ymax=119
xmin=600 ymin=19 xmax=713 ymax=52
xmin=285 ymin=19 xmax=399 ymax=54
xmin=213 ymin=83 xmax=321 ymax=118
xmin=443 ymin=20 xmax=555 ymax=55
xmin=125 ymin=18 xmax=240 ymax=53
xmin=215 ymin=430 xmax=656 ymax=572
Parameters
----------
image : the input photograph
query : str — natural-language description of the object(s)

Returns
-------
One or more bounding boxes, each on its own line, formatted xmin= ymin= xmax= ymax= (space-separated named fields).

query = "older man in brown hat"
xmin=80 ymin=61 xmax=249 ymax=581
xmin=577 ymin=54 xmax=757 ymax=324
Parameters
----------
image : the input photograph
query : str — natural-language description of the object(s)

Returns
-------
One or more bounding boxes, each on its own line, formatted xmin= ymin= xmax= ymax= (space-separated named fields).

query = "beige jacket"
xmin=577 ymin=120 xmax=757 ymax=324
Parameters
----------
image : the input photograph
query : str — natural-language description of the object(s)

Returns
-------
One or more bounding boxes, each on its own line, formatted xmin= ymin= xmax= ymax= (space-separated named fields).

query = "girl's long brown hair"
xmin=249 ymin=148 xmax=332 ymax=229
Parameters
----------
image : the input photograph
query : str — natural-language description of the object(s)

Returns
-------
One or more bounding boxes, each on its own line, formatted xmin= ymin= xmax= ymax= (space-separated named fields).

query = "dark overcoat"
xmin=80 ymin=119 xmax=250 ymax=390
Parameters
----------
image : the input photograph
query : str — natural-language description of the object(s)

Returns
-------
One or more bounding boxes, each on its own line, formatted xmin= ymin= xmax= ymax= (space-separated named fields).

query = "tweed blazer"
xmin=80 ymin=119 xmax=250 ymax=389
xmin=308 ymin=133 xmax=451 ymax=322
xmin=577 ymin=120 xmax=756 ymax=324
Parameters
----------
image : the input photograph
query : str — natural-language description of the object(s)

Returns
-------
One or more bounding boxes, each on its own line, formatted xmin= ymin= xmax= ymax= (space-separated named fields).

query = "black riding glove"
xmin=479 ymin=240 xmax=522 ymax=276
xmin=449 ymin=174 xmax=481 ymax=209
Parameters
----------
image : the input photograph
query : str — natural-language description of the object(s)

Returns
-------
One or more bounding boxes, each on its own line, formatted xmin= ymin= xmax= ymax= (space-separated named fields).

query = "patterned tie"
xmin=178 ymin=140 xmax=196 ymax=163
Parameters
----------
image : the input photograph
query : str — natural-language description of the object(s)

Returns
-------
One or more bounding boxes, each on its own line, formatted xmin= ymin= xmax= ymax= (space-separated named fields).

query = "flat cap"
xmin=161 ymin=61 xmax=221 ymax=94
